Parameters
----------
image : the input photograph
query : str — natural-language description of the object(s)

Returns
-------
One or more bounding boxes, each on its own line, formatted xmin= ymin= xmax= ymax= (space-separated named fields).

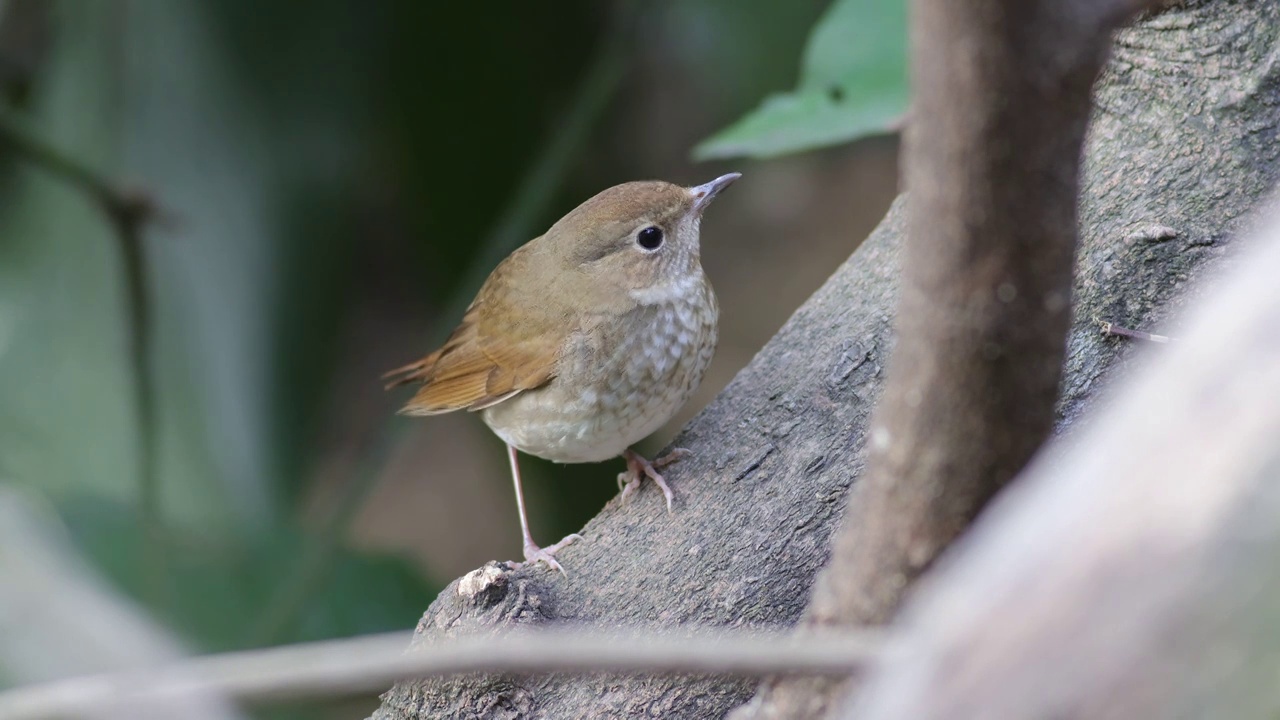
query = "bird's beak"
xmin=690 ymin=172 xmax=742 ymax=212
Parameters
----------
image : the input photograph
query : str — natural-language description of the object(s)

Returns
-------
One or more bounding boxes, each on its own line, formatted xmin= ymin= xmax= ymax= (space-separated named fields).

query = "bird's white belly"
xmin=481 ymin=293 xmax=717 ymax=464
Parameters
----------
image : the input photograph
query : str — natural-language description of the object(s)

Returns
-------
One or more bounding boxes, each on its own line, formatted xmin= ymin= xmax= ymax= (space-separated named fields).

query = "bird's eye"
xmin=637 ymin=226 xmax=664 ymax=250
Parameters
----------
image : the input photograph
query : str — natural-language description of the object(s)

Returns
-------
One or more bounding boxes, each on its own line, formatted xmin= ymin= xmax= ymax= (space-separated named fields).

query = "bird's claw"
xmin=654 ymin=447 xmax=692 ymax=469
xmin=519 ymin=533 xmax=583 ymax=576
xmin=618 ymin=448 xmax=690 ymax=513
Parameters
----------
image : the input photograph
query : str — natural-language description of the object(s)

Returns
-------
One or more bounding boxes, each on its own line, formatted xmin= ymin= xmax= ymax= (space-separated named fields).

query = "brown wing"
xmin=382 ymin=245 xmax=573 ymax=416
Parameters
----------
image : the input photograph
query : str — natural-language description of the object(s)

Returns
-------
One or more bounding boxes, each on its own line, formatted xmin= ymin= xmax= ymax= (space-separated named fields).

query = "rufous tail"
xmin=380 ymin=351 xmax=440 ymax=390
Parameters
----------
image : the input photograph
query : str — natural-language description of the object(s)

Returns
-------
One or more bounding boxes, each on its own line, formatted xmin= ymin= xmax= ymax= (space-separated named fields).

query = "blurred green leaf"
xmin=693 ymin=0 xmax=907 ymax=160
xmin=660 ymin=0 xmax=830 ymax=118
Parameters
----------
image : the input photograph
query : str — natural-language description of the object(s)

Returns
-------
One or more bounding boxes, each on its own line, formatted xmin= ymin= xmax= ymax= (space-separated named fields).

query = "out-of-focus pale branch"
xmin=0 ymin=628 xmax=883 ymax=720
xmin=846 ymin=203 xmax=1280 ymax=718
xmin=0 ymin=489 xmax=241 ymax=720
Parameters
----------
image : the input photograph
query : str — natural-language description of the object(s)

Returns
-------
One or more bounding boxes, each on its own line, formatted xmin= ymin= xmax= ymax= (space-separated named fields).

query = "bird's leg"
xmin=507 ymin=444 xmax=581 ymax=575
xmin=617 ymin=447 xmax=691 ymax=513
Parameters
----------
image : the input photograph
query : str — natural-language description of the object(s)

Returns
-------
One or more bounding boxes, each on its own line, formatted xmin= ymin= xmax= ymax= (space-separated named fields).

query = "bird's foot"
xmin=617 ymin=447 xmax=691 ymax=513
xmin=518 ymin=533 xmax=583 ymax=576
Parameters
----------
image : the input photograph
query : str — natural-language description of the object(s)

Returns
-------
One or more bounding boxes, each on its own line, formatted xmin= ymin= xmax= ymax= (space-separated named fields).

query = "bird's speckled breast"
xmin=481 ymin=277 xmax=717 ymax=463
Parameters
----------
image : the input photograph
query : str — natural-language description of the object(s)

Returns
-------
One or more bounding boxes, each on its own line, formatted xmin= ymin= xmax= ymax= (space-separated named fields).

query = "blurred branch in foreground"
xmin=0 ymin=623 xmax=882 ymax=720
xmin=848 ymin=200 xmax=1280 ymax=718
xmin=0 ymin=105 xmax=168 ymax=609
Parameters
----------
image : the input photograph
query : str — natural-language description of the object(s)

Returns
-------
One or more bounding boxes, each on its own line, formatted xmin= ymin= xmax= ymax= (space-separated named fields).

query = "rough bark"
xmin=370 ymin=1 xmax=1280 ymax=717
xmin=845 ymin=207 xmax=1280 ymax=720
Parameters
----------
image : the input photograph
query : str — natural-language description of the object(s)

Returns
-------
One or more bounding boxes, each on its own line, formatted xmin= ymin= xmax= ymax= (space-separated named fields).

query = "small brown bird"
xmin=385 ymin=173 xmax=739 ymax=573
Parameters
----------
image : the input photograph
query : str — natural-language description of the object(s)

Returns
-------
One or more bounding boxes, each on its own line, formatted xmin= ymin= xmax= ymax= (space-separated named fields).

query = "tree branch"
xmin=0 ymin=623 xmax=883 ymax=720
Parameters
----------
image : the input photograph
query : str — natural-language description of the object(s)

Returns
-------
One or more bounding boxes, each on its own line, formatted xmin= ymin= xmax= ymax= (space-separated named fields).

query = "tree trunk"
xmin=369 ymin=1 xmax=1280 ymax=717
xmin=735 ymin=0 xmax=1157 ymax=715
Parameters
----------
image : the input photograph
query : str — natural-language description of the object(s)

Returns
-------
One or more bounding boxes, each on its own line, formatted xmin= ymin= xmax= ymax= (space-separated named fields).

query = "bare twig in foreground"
xmin=0 ymin=628 xmax=883 ymax=720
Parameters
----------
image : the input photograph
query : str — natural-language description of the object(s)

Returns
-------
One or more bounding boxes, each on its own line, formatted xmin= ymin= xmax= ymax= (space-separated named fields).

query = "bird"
xmin=384 ymin=173 xmax=740 ymax=573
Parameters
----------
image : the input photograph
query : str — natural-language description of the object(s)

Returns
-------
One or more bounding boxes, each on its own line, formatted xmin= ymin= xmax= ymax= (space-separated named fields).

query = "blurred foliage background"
xmin=0 ymin=0 xmax=902 ymax=715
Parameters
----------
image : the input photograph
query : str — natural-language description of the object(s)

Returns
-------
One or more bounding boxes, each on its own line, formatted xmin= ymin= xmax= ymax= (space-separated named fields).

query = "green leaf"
xmin=694 ymin=0 xmax=907 ymax=160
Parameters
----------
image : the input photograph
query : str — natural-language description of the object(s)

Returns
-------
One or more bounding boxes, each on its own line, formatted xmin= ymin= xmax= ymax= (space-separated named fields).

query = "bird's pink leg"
xmin=507 ymin=444 xmax=581 ymax=575
xmin=617 ymin=447 xmax=691 ymax=513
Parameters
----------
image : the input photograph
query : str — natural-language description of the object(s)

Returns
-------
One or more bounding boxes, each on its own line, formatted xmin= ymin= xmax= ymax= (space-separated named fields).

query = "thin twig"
xmin=0 ymin=628 xmax=884 ymax=720
xmin=244 ymin=2 xmax=641 ymax=647
xmin=1099 ymin=320 xmax=1174 ymax=343
xmin=0 ymin=105 xmax=167 ymax=608
xmin=0 ymin=107 xmax=152 ymax=223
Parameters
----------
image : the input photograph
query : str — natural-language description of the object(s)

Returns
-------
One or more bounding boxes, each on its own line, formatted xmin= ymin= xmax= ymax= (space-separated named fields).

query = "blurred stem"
xmin=0 ymin=106 xmax=167 ymax=609
xmin=244 ymin=2 xmax=643 ymax=648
